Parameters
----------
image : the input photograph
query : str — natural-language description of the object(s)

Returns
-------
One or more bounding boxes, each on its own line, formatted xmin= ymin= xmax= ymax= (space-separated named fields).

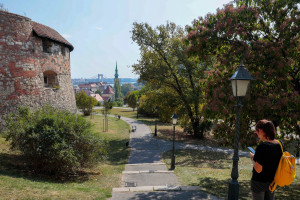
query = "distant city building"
xmin=102 ymin=85 xmax=115 ymax=101
xmin=72 ymin=77 xmax=138 ymax=86
xmin=77 ymin=83 xmax=98 ymax=95
xmin=114 ymin=61 xmax=121 ymax=100
xmin=71 ymin=62 xmax=139 ymax=103
xmin=114 ymin=62 xmax=119 ymax=79
xmin=90 ymin=93 xmax=104 ymax=103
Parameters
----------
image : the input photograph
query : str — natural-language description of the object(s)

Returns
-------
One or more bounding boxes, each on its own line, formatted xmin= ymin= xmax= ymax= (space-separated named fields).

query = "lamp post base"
xmin=170 ymin=155 xmax=175 ymax=170
xmin=228 ymin=179 xmax=239 ymax=200
xmin=154 ymin=121 xmax=157 ymax=136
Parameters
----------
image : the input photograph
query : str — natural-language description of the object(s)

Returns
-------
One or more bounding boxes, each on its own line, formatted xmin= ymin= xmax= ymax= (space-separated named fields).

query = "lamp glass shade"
xmin=171 ymin=113 xmax=178 ymax=125
xmin=172 ymin=118 xmax=177 ymax=125
xmin=231 ymin=79 xmax=250 ymax=97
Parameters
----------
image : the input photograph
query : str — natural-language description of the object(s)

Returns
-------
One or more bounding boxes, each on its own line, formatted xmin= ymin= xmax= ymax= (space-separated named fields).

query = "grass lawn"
xmin=98 ymin=108 xmax=220 ymax=147
xmin=163 ymin=149 xmax=300 ymax=200
xmin=94 ymin=108 xmax=137 ymax=119
xmin=0 ymin=115 xmax=130 ymax=200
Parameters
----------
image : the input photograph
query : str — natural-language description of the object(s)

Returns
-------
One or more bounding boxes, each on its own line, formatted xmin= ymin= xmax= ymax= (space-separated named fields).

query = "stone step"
xmin=123 ymin=170 xmax=172 ymax=174
xmin=113 ymin=185 xmax=201 ymax=192
xmin=126 ymin=162 xmax=166 ymax=166
xmin=121 ymin=172 xmax=179 ymax=187
xmin=125 ymin=162 xmax=168 ymax=171
xmin=111 ymin=190 xmax=222 ymax=200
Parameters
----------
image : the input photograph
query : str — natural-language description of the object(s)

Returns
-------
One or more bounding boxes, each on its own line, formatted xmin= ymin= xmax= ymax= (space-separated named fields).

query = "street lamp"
xmin=154 ymin=106 xmax=158 ymax=136
xmin=136 ymin=100 xmax=139 ymax=119
xmin=170 ymin=112 xmax=178 ymax=170
xmin=228 ymin=62 xmax=253 ymax=200
xmin=296 ymin=121 xmax=300 ymax=162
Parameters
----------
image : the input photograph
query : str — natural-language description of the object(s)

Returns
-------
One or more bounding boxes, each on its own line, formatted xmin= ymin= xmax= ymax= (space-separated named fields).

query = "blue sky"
xmin=1 ymin=0 xmax=231 ymax=79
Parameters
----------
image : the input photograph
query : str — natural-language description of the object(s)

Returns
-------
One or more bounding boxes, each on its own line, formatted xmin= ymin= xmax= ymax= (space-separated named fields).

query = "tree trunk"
xmin=192 ymin=117 xmax=203 ymax=139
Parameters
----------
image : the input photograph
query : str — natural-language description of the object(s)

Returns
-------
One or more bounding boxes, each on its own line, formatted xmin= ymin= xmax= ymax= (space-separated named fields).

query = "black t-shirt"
xmin=251 ymin=141 xmax=282 ymax=183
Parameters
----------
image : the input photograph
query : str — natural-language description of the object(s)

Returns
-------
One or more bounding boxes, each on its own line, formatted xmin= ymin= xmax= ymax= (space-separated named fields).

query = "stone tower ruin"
xmin=0 ymin=11 xmax=76 ymax=123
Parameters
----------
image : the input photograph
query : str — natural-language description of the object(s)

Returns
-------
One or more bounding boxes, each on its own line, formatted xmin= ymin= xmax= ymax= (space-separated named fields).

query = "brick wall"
xmin=0 ymin=11 xmax=76 ymax=123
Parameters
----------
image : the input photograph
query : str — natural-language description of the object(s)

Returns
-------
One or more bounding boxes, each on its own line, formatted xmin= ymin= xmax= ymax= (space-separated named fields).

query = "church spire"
xmin=115 ymin=61 xmax=119 ymax=79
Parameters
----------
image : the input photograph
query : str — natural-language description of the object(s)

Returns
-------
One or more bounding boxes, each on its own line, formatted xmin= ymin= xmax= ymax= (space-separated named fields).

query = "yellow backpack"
xmin=269 ymin=140 xmax=296 ymax=192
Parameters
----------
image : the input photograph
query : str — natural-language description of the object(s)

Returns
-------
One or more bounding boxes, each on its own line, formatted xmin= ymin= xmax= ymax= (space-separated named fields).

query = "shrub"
xmin=75 ymin=91 xmax=98 ymax=116
xmin=97 ymin=101 xmax=102 ymax=106
xmin=113 ymin=100 xmax=124 ymax=107
xmin=2 ymin=106 xmax=107 ymax=176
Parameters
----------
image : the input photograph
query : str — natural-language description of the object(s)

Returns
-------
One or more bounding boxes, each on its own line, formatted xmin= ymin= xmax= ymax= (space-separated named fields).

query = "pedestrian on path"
xmin=249 ymin=119 xmax=282 ymax=200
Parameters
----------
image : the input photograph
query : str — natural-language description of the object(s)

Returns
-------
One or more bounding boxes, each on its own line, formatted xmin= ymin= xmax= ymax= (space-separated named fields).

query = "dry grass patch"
xmin=163 ymin=149 xmax=300 ymax=200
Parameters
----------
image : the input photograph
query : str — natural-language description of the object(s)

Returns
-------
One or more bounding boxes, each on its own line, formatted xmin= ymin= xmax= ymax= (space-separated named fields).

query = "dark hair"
xmin=255 ymin=119 xmax=276 ymax=140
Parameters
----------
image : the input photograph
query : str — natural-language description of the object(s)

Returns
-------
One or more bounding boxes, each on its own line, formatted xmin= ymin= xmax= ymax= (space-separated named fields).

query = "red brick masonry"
xmin=0 ymin=11 xmax=76 ymax=122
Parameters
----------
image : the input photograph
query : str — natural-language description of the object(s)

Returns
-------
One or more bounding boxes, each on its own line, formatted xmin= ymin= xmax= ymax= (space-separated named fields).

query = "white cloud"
xmin=62 ymin=34 xmax=72 ymax=39
xmin=96 ymin=27 xmax=103 ymax=31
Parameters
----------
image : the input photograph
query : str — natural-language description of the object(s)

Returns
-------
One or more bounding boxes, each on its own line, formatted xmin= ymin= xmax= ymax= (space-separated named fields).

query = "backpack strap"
xmin=269 ymin=181 xmax=277 ymax=192
xmin=269 ymin=140 xmax=283 ymax=193
xmin=276 ymin=139 xmax=283 ymax=153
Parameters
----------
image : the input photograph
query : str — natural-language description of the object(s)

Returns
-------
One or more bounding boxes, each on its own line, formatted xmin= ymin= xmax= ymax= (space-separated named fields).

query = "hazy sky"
xmin=1 ymin=0 xmax=231 ymax=78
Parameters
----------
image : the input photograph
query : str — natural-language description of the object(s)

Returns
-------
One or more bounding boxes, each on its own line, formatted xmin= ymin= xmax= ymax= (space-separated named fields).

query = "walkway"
xmin=111 ymin=117 xmax=235 ymax=200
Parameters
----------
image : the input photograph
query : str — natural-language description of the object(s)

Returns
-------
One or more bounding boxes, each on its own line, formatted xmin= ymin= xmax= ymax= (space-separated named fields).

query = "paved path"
xmin=111 ymin=117 xmax=226 ymax=200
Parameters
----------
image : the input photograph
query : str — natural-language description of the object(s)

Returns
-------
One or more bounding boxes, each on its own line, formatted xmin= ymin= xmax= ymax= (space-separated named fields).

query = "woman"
xmin=249 ymin=119 xmax=282 ymax=200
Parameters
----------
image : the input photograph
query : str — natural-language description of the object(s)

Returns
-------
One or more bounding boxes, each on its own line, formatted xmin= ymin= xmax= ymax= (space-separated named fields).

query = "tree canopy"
xmin=126 ymin=91 xmax=138 ymax=111
xmin=185 ymin=0 xmax=299 ymax=146
xmin=75 ymin=91 xmax=98 ymax=116
xmin=131 ymin=22 xmax=214 ymax=138
xmin=121 ymin=83 xmax=133 ymax=96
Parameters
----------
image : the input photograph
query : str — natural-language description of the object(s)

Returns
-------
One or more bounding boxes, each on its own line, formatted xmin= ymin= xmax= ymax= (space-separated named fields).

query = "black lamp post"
xmin=170 ymin=112 xmax=178 ymax=170
xmin=296 ymin=121 xmax=300 ymax=160
xmin=228 ymin=62 xmax=253 ymax=200
xmin=136 ymin=100 xmax=139 ymax=119
xmin=154 ymin=106 xmax=158 ymax=136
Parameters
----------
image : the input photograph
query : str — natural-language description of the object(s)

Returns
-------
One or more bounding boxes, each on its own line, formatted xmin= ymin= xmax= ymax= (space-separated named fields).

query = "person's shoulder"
xmin=257 ymin=141 xmax=274 ymax=149
xmin=256 ymin=142 xmax=267 ymax=150
xmin=257 ymin=141 xmax=267 ymax=147
xmin=275 ymin=139 xmax=284 ymax=151
xmin=276 ymin=139 xmax=284 ymax=146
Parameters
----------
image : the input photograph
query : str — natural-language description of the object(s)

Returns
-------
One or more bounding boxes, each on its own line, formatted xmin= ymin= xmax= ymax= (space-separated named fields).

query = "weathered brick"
xmin=6 ymin=94 xmax=18 ymax=100
xmin=0 ymin=10 xmax=76 ymax=122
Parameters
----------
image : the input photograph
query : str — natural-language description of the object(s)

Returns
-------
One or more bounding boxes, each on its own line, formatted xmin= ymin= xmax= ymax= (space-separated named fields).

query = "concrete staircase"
xmin=111 ymin=117 xmax=221 ymax=200
xmin=111 ymin=162 xmax=221 ymax=200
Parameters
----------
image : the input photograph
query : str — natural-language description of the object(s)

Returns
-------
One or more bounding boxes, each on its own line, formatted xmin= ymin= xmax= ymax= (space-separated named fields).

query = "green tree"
xmin=185 ymin=0 xmax=299 ymax=147
xmin=121 ymin=83 xmax=133 ymax=96
xmin=138 ymin=87 xmax=178 ymax=122
xmin=102 ymin=99 xmax=113 ymax=115
xmin=126 ymin=91 xmax=138 ymax=111
xmin=131 ymin=22 xmax=213 ymax=138
xmin=75 ymin=91 xmax=98 ymax=116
